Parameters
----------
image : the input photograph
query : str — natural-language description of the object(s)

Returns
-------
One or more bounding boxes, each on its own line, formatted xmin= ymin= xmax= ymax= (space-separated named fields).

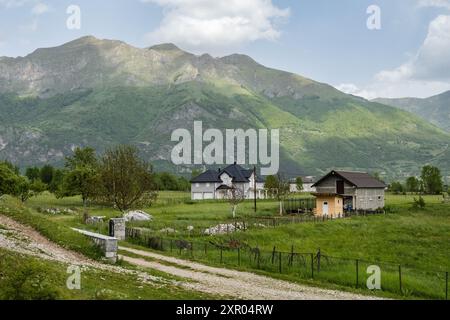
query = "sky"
xmin=1 ymin=0 xmax=450 ymax=99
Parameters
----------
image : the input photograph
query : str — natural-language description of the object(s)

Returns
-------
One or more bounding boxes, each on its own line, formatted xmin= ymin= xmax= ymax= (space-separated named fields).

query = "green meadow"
xmin=2 ymin=192 xmax=449 ymax=299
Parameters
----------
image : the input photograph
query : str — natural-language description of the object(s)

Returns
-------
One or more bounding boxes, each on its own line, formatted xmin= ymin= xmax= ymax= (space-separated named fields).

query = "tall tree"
xmin=98 ymin=145 xmax=157 ymax=213
xmin=421 ymin=165 xmax=443 ymax=195
xmin=59 ymin=147 xmax=99 ymax=208
xmin=0 ymin=163 xmax=21 ymax=197
xmin=405 ymin=177 xmax=420 ymax=193
xmin=25 ymin=167 xmax=41 ymax=182
xmin=40 ymin=165 xmax=54 ymax=185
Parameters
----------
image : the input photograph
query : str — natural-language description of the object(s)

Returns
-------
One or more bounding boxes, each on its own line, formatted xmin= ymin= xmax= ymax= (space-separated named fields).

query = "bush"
xmin=0 ymin=253 xmax=62 ymax=300
xmin=412 ymin=196 xmax=426 ymax=209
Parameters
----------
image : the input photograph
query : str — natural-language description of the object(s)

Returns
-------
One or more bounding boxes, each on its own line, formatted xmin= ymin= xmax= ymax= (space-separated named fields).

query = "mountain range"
xmin=0 ymin=36 xmax=449 ymax=179
xmin=374 ymin=91 xmax=450 ymax=133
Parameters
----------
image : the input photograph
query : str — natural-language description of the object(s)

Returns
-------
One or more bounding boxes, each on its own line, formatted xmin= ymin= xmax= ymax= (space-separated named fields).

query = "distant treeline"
xmin=387 ymin=165 xmax=447 ymax=195
xmin=0 ymin=145 xmax=191 ymax=212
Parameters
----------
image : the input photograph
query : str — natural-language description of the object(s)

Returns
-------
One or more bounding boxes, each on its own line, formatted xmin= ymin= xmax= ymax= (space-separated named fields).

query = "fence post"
xmin=356 ymin=259 xmax=359 ymax=288
xmin=290 ymin=245 xmax=294 ymax=267
xmin=272 ymin=246 xmax=276 ymax=264
xmin=317 ymin=248 xmax=321 ymax=273
xmin=311 ymin=253 xmax=314 ymax=279
xmin=238 ymin=248 xmax=241 ymax=266
xmin=399 ymin=265 xmax=402 ymax=294
xmin=257 ymin=251 xmax=261 ymax=269
xmin=279 ymin=252 xmax=282 ymax=273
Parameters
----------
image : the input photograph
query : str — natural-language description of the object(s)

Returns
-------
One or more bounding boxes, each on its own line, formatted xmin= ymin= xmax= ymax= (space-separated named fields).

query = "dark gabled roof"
xmin=190 ymin=170 xmax=222 ymax=183
xmin=312 ymin=170 xmax=386 ymax=189
xmin=221 ymin=164 xmax=250 ymax=183
xmin=191 ymin=164 xmax=264 ymax=184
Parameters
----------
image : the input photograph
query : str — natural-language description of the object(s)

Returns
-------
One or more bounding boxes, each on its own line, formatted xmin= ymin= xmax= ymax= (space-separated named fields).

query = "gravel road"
xmin=119 ymin=246 xmax=383 ymax=300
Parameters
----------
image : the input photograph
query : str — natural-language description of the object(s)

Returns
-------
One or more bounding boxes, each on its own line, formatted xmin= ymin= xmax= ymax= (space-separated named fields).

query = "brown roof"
xmin=312 ymin=170 xmax=387 ymax=189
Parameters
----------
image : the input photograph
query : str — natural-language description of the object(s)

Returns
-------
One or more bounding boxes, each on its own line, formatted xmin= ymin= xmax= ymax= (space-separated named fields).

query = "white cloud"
xmin=376 ymin=15 xmax=450 ymax=83
xmin=334 ymin=83 xmax=379 ymax=100
xmin=143 ymin=0 xmax=290 ymax=49
xmin=339 ymin=15 xmax=450 ymax=99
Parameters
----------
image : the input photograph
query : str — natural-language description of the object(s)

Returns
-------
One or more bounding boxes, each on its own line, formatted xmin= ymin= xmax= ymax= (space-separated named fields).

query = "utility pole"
xmin=254 ymin=166 xmax=257 ymax=213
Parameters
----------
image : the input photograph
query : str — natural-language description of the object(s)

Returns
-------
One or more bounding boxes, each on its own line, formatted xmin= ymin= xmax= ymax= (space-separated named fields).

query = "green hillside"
xmin=0 ymin=36 xmax=449 ymax=179
xmin=374 ymin=91 xmax=450 ymax=132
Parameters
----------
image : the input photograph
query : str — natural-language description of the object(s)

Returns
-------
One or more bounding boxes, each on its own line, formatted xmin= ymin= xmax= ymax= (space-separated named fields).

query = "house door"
xmin=323 ymin=202 xmax=329 ymax=216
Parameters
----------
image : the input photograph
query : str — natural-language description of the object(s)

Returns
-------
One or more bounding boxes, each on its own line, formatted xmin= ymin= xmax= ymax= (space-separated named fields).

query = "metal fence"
xmin=125 ymin=227 xmax=448 ymax=300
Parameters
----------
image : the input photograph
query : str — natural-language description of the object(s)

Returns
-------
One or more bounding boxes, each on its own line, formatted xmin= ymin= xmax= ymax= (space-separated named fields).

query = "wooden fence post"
xmin=279 ymin=252 xmax=282 ymax=273
xmin=272 ymin=246 xmax=276 ymax=264
xmin=317 ymin=248 xmax=321 ymax=273
xmin=257 ymin=251 xmax=261 ymax=269
xmin=290 ymin=245 xmax=294 ymax=267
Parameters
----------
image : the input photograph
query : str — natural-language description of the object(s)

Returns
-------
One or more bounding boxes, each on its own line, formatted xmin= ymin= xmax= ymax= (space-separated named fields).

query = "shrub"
xmin=412 ymin=196 xmax=426 ymax=209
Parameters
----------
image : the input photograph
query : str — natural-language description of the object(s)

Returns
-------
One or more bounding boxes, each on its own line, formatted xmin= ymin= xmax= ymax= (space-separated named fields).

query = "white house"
xmin=289 ymin=176 xmax=317 ymax=193
xmin=191 ymin=164 xmax=267 ymax=200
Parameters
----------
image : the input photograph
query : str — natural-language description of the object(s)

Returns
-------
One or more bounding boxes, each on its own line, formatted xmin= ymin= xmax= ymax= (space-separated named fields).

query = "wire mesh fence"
xmin=125 ymin=227 xmax=448 ymax=300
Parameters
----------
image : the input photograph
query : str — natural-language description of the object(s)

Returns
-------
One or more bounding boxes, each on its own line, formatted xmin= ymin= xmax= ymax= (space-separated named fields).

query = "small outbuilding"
xmin=311 ymin=170 xmax=386 ymax=216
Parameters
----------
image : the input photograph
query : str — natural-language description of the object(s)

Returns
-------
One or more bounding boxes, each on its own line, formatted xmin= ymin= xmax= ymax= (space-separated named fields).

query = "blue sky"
xmin=1 ymin=0 xmax=450 ymax=98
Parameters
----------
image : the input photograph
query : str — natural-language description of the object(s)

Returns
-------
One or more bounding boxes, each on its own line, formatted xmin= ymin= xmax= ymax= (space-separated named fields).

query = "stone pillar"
xmin=109 ymin=218 xmax=126 ymax=240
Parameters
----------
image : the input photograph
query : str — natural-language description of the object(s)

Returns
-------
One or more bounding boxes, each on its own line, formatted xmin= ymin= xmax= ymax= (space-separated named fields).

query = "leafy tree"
xmin=0 ymin=163 xmax=21 ymax=197
xmin=295 ymin=177 xmax=304 ymax=193
xmin=405 ymin=177 xmax=420 ymax=193
xmin=40 ymin=165 xmax=54 ymax=185
xmin=389 ymin=181 xmax=404 ymax=194
xmin=421 ymin=165 xmax=443 ymax=195
xmin=59 ymin=147 xmax=99 ymax=208
xmin=98 ymin=145 xmax=157 ymax=213
xmin=412 ymin=196 xmax=426 ymax=209
xmin=18 ymin=179 xmax=47 ymax=203
xmin=0 ymin=160 xmax=20 ymax=175
xmin=48 ymin=169 xmax=65 ymax=194
xmin=264 ymin=174 xmax=290 ymax=215
xmin=264 ymin=175 xmax=278 ymax=197
xmin=25 ymin=167 xmax=41 ymax=182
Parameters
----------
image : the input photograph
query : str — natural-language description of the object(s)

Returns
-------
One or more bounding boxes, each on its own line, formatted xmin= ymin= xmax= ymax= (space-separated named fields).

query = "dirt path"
xmin=0 ymin=213 xmax=383 ymax=300
xmin=0 ymin=214 xmax=177 ymax=286
xmin=119 ymin=246 xmax=383 ymax=300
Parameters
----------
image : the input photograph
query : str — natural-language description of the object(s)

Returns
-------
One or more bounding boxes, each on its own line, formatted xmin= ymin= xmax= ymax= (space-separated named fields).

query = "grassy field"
xmin=5 ymin=191 xmax=450 ymax=299
xmin=0 ymin=249 xmax=214 ymax=300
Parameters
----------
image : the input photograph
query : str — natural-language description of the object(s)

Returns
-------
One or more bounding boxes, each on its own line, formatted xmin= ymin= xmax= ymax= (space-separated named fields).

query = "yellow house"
xmin=312 ymin=193 xmax=344 ymax=217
